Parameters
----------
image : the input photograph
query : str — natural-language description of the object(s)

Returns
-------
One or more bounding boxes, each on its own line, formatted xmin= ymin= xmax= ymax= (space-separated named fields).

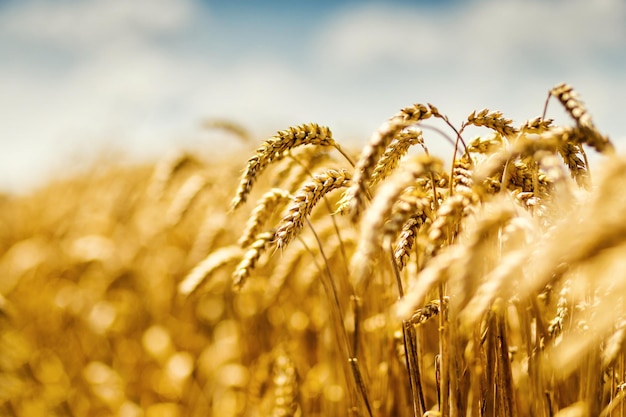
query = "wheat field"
xmin=1 ymin=84 xmax=625 ymax=417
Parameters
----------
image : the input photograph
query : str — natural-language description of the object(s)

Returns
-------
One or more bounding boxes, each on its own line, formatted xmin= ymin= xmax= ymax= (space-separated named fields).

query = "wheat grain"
xmin=274 ymin=169 xmax=351 ymax=249
xmin=232 ymin=123 xmax=337 ymax=209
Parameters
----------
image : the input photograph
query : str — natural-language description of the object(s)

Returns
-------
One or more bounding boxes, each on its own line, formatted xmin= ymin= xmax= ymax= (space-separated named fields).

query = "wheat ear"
xmin=547 ymin=281 xmax=571 ymax=337
xmin=370 ymin=127 xmax=425 ymax=188
xmin=166 ymin=173 xmax=208 ymax=226
xmin=148 ymin=151 xmax=198 ymax=200
xmin=557 ymin=142 xmax=589 ymax=188
xmin=178 ymin=245 xmax=243 ymax=296
xmin=394 ymin=216 xmax=423 ymax=270
xmin=464 ymin=109 xmax=519 ymax=138
xmin=520 ymin=117 xmax=553 ymax=134
xmin=231 ymin=123 xmax=336 ymax=209
xmin=352 ymin=155 xmax=442 ymax=290
xmin=424 ymin=193 xmax=470 ymax=259
xmin=238 ymin=188 xmax=292 ymax=248
xmin=383 ymin=189 xmax=432 ymax=249
xmin=516 ymin=158 xmax=626 ymax=302
xmin=550 ymin=83 xmax=593 ymax=127
xmin=408 ymin=297 xmax=448 ymax=326
xmin=549 ymin=83 xmax=614 ymax=154
xmin=202 ymin=118 xmax=251 ymax=143
xmin=274 ymin=169 xmax=351 ymax=249
xmin=270 ymin=350 xmax=299 ymax=417
xmin=396 ymin=245 xmax=465 ymax=320
xmin=341 ymin=104 xmax=432 ymax=221
xmin=232 ymin=231 xmax=275 ymax=289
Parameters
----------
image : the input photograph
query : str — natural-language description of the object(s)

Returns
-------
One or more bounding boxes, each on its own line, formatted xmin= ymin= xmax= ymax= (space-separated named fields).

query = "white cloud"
xmin=0 ymin=0 xmax=192 ymax=50
xmin=311 ymin=0 xmax=625 ymax=140
xmin=0 ymin=0 xmax=623 ymax=192
xmin=315 ymin=0 xmax=626 ymax=71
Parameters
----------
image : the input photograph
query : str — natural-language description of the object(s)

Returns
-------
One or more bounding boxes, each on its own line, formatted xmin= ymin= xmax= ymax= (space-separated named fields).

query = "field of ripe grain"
xmin=1 ymin=84 xmax=625 ymax=417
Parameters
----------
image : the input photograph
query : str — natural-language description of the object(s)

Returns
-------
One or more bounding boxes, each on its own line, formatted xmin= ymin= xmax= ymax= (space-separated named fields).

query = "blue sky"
xmin=0 ymin=0 xmax=624 ymax=191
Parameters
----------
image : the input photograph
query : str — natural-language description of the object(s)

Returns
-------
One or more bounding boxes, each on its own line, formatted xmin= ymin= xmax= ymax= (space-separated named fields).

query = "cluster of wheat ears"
xmin=1 ymin=83 xmax=625 ymax=417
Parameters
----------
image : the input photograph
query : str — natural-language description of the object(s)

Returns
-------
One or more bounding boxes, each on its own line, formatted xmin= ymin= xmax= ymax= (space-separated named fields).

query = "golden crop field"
xmin=1 ymin=83 xmax=624 ymax=417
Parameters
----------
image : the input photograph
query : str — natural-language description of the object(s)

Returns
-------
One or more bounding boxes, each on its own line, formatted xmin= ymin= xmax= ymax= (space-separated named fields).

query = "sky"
xmin=0 ymin=0 xmax=624 ymax=192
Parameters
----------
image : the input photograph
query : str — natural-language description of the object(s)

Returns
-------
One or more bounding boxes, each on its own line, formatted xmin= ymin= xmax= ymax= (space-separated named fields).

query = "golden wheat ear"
xmin=274 ymin=168 xmax=352 ymax=250
xmin=232 ymin=231 xmax=275 ymax=289
xmin=178 ymin=245 xmax=243 ymax=296
xmin=202 ymin=118 xmax=251 ymax=143
xmin=231 ymin=123 xmax=337 ymax=210
xmin=548 ymin=83 xmax=614 ymax=154
xmin=352 ymin=154 xmax=442 ymax=291
xmin=341 ymin=104 xmax=433 ymax=221
xmin=550 ymin=83 xmax=593 ymax=126
xmin=369 ymin=127 xmax=425 ymax=188
xmin=463 ymin=108 xmax=519 ymax=138
xmin=238 ymin=188 xmax=292 ymax=248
